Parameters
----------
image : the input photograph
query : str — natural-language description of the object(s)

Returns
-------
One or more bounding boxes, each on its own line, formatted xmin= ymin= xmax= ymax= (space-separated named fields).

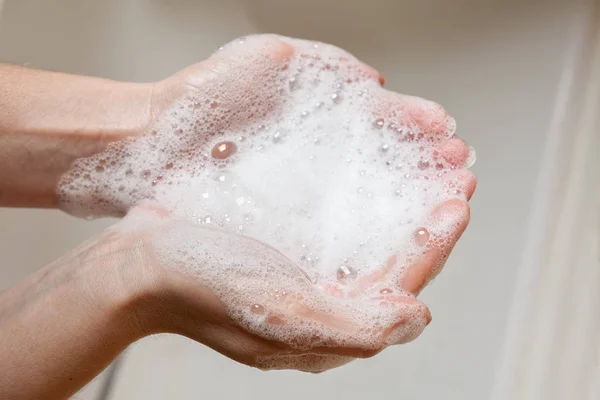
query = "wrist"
xmin=0 ymin=65 xmax=154 ymax=208
xmin=110 ymin=246 xmax=208 ymax=340
xmin=0 ymin=231 xmax=163 ymax=398
xmin=81 ymin=233 xmax=170 ymax=340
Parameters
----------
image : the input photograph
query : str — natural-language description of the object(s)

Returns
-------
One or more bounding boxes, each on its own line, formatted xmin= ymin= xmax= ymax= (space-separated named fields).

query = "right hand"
xmin=113 ymin=203 xmax=438 ymax=372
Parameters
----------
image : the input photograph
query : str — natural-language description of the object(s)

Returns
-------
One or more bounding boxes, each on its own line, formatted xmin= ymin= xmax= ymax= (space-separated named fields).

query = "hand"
xmin=57 ymin=35 xmax=476 ymax=372
xmin=104 ymin=200 xmax=468 ymax=373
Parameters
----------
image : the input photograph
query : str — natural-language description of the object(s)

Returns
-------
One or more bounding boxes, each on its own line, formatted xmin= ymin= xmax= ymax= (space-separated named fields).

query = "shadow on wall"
xmin=134 ymin=0 xmax=556 ymax=102
xmin=128 ymin=0 xmax=560 ymax=95
xmin=142 ymin=0 xmax=552 ymax=56
xmin=0 ymin=0 xmax=128 ymax=77
xmin=238 ymin=0 xmax=547 ymax=65
xmin=240 ymin=0 xmax=469 ymax=52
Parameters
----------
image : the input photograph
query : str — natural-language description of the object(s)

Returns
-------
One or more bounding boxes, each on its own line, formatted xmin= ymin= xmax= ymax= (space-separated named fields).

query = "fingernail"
xmin=446 ymin=116 xmax=456 ymax=137
xmin=424 ymin=307 xmax=432 ymax=326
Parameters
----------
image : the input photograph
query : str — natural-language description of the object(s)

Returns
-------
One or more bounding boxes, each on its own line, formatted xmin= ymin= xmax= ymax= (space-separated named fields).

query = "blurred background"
xmin=0 ymin=0 xmax=598 ymax=399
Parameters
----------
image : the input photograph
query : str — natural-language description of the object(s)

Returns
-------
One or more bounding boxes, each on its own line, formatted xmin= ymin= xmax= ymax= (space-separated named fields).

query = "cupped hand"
xmin=57 ymin=35 xmax=476 ymax=372
xmin=107 ymin=201 xmax=467 ymax=372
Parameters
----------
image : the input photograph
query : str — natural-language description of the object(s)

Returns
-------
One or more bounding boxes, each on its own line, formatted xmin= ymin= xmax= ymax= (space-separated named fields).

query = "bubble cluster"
xmin=57 ymin=35 xmax=474 ymax=371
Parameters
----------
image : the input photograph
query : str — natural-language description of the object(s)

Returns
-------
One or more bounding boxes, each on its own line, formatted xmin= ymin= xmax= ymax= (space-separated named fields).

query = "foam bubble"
xmin=57 ymin=35 xmax=472 ymax=371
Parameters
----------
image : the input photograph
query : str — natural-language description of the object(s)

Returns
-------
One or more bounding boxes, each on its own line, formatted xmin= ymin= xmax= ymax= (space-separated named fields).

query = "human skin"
xmin=0 ymin=36 xmax=475 ymax=399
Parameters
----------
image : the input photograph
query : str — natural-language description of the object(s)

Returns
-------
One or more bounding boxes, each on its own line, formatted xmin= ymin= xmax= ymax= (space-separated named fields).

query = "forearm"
xmin=0 ymin=64 xmax=152 ymax=208
xmin=0 ymin=236 xmax=155 ymax=400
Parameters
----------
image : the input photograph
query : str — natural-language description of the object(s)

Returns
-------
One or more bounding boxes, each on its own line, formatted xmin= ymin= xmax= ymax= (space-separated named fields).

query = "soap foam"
xmin=58 ymin=35 xmax=471 ymax=371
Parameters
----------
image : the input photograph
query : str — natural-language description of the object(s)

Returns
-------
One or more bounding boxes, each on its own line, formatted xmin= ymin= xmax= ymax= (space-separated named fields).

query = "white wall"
xmin=0 ymin=1 xmax=588 ymax=399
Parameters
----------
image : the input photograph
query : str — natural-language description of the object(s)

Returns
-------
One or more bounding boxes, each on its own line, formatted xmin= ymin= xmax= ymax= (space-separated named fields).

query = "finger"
xmin=371 ymin=91 xmax=456 ymax=137
xmin=276 ymin=289 xmax=431 ymax=359
xmin=439 ymin=137 xmax=470 ymax=166
xmin=378 ymin=296 xmax=431 ymax=346
xmin=398 ymin=198 xmax=470 ymax=295
xmin=441 ymin=168 xmax=477 ymax=201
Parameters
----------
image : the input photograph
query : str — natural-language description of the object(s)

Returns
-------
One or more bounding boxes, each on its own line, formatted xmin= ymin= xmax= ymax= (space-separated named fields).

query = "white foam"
xmin=57 ymin=35 xmax=470 ymax=371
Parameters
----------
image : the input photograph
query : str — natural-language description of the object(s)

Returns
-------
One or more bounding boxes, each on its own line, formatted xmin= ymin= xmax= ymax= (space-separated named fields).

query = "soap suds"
xmin=58 ymin=35 xmax=474 ymax=371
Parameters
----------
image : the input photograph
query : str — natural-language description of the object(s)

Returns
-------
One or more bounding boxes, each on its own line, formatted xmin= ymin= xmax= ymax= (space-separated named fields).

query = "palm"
xmin=120 ymin=204 xmax=430 ymax=372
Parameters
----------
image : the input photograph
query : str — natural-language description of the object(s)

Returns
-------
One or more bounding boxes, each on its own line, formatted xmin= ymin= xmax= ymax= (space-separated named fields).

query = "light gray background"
xmin=0 ymin=1 xmax=580 ymax=399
